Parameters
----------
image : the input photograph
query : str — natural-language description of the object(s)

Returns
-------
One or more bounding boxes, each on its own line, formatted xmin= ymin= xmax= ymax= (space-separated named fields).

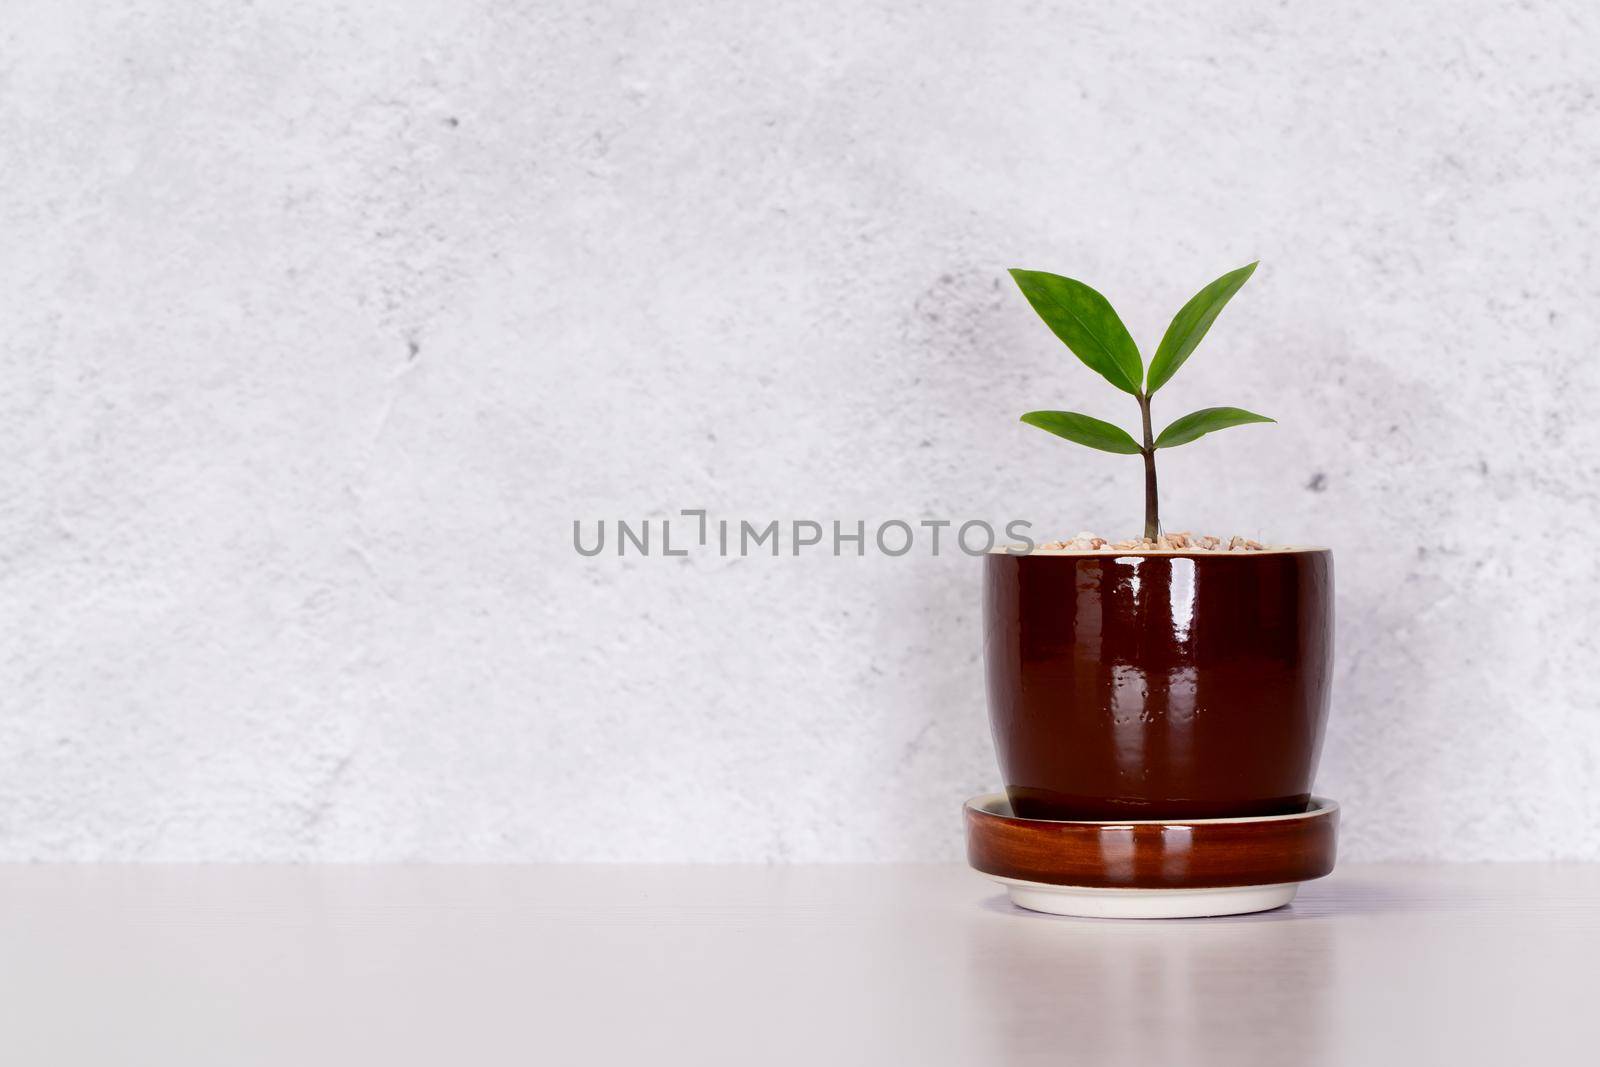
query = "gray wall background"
xmin=4 ymin=0 xmax=1598 ymax=860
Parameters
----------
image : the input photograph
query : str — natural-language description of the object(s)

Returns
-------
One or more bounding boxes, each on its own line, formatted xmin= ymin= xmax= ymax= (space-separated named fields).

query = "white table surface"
xmin=1 ymin=862 xmax=1595 ymax=1065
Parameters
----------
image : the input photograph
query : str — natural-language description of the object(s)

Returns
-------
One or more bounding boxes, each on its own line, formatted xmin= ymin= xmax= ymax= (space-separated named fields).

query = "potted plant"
xmin=982 ymin=263 xmax=1333 ymax=822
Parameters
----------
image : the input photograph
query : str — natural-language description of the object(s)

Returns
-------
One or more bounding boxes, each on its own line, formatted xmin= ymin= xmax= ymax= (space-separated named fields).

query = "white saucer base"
xmin=995 ymin=876 xmax=1298 ymax=919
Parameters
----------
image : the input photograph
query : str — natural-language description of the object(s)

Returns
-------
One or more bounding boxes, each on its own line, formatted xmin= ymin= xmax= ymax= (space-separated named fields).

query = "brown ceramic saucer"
xmin=965 ymin=793 xmax=1339 ymax=918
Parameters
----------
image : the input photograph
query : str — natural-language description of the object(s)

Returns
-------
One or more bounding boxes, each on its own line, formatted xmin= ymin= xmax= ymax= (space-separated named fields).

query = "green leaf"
xmin=1153 ymin=406 xmax=1275 ymax=449
xmin=1009 ymin=269 xmax=1143 ymax=395
xmin=1020 ymin=411 xmax=1143 ymax=455
xmin=1146 ymin=262 xmax=1258 ymax=394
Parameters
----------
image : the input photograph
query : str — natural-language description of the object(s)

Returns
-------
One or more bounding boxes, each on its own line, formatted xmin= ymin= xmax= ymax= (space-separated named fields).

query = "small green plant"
xmin=1010 ymin=262 xmax=1274 ymax=541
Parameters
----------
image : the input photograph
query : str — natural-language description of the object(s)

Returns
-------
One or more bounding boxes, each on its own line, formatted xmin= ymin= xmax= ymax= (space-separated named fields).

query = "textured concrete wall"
xmin=3 ymin=0 xmax=1598 ymax=860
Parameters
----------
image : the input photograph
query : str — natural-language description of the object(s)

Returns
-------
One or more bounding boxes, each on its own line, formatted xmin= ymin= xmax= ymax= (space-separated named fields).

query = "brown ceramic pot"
xmin=983 ymin=548 xmax=1332 ymax=821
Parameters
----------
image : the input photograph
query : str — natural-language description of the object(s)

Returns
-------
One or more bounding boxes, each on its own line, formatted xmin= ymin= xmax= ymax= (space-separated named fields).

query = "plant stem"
xmin=1138 ymin=393 xmax=1159 ymax=540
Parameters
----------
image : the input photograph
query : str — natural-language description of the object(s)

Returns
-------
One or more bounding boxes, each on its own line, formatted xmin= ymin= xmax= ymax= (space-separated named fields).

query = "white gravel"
xmin=1039 ymin=531 xmax=1271 ymax=552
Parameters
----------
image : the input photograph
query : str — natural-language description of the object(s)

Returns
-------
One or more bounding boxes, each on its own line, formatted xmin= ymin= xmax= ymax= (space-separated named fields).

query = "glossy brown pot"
xmin=983 ymin=549 xmax=1332 ymax=821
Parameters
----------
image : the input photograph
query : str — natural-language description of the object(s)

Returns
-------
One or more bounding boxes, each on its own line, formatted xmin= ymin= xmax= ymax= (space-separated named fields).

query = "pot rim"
xmin=989 ymin=545 xmax=1331 ymax=557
